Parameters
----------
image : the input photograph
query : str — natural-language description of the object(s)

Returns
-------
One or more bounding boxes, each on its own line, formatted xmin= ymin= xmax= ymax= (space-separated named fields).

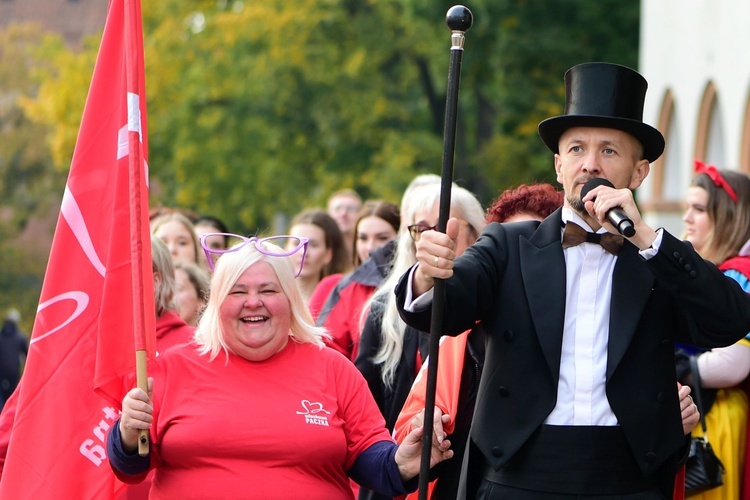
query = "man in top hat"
xmin=395 ymin=62 xmax=750 ymax=498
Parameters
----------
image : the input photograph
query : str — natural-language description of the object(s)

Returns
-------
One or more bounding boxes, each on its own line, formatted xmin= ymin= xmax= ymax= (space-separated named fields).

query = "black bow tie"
xmin=562 ymin=222 xmax=624 ymax=255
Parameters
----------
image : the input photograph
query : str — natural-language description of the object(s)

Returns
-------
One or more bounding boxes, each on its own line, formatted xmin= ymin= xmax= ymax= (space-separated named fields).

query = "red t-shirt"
xmin=124 ymin=341 xmax=391 ymax=499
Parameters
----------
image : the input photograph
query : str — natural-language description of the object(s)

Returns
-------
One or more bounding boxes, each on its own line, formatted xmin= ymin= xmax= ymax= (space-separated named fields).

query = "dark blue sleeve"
xmin=347 ymin=441 xmax=419 ymax=496
xmin=107 ymin=418 xmax=151 ymax=477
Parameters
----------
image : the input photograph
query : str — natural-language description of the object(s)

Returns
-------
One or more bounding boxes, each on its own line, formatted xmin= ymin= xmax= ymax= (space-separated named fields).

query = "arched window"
xmin=740 ymin=89 xmax=750 ymax=174
xmin=653 ymin=89 xmax=685 ymax=202
xmin=695 ymin=81 xmax=725 ymax=167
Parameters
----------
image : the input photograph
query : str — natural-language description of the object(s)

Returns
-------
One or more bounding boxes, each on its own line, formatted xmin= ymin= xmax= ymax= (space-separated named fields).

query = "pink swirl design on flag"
xmin=62 ymin=186 xmax=106 ymax=277
xmin=30 ymin=291 xmax=89 ymax=344
xmin=117 ymin=125 xmax=129 ymax=160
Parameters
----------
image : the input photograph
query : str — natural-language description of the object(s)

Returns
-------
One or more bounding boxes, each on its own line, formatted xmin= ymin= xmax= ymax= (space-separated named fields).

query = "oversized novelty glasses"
xmin=199 ymin=233 xmax=309 ymax=276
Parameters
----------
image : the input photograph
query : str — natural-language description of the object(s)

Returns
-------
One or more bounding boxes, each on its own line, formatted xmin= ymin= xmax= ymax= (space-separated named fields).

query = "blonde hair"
xmin=152 ymin=237 xmax=176 ymax=316
xmin=688 ymin=170 xmax=750 ymax=264
xmin=194 ymin=241 xmax=330 ymax=361
xmin=151 ymin=211 xmax=201 ymax=265
xmin=365 ymin=182 xmax=485 ymax=388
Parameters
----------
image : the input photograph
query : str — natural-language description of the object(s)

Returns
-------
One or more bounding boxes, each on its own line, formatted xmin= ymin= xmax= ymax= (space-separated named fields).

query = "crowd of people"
xmin=3 ymin=61 xmax=750 ymax=499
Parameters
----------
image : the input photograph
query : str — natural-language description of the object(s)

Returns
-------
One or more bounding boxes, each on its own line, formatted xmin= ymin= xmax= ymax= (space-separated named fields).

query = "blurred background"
xmin=0 ymin=0 xmax=748 ymax=334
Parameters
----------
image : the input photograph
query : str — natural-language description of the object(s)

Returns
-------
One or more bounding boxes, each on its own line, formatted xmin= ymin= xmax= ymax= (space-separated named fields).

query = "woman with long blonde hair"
xmin=355 ymin=182 xmax=486 ymax=431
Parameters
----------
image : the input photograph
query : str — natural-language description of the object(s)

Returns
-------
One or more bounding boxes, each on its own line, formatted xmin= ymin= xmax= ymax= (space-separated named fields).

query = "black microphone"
xmin=580 ymin=178 xmax=636 ymax=237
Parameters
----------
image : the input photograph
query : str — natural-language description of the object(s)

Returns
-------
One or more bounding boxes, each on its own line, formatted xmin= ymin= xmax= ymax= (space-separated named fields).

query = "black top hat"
xmin=538 ymin=62 xmax=665 ymax=163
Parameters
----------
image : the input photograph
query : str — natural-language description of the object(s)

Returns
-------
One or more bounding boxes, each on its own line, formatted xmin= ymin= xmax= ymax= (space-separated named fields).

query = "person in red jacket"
xmin=150 ymin=238 xmax=196 ymax=355
xmin=315 ymin=200 xmax=400 ymax=361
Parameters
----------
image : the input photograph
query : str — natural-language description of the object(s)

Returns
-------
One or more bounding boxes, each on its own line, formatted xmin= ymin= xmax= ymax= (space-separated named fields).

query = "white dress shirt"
xmin=547 ymin=208 xmax=617 ymax=425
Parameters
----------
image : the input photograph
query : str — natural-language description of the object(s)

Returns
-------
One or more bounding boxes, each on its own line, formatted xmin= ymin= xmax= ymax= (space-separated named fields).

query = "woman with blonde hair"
xmin=355 ymin=183 xmax=486 ymax=431
xmin=109 ymin=234 xmax=453 ymax=498
xmin=354 ymin=183 xmax=483 ymax=500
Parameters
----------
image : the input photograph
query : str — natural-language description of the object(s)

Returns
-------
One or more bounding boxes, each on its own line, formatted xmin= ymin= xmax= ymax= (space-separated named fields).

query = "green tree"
xmin=455 ymin=0 xmax=640 ymax=201
xmin=0 ymin=24 xmax=68 ymax=238
xmin=2 ymin=1 xmax=641 ymax=328
xmin=141 ymin=0 xmax=451 ymax=233
xmin=142 ymin=0 xmax=639 ymax=225
xmin=0 ymin=24 xmax=72 ymax=332
xmin=21 ymin=0 xmax=640 ymax=235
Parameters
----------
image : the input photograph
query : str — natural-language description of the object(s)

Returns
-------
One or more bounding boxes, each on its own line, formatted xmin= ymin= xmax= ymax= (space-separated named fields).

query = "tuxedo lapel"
xmin=519 ymin=209 xmax=655 ymax=381
xmin=520 ymin=210 xmax=567 ymax=379
xmin=607 ymin=241 xmax=655 ymax=378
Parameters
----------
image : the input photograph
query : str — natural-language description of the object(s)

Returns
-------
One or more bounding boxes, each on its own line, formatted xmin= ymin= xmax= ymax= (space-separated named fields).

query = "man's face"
xmin=554 ymin=126 xmax=650 ymax=215
xmin=327 ymin=194 xmax=362 ymax=235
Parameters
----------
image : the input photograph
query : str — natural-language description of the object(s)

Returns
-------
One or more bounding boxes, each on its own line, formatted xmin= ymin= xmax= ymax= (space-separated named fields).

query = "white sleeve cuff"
xmin=403 ymin=265 xmax=434 ymax=312
xmin=638 ymin=228 xmax=664 ymax=260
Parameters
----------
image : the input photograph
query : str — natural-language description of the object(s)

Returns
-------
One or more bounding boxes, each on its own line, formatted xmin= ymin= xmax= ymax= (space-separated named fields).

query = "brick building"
xmin=0 ymin=0 xmax=108 ymax=46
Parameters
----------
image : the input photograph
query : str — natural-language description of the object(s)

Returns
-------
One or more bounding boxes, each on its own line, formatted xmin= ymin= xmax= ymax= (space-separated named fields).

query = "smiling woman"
xmin=107 ymin=238 xmax=454 ymax=499
xmin=215 ymin=260 xmax=296 ymax=362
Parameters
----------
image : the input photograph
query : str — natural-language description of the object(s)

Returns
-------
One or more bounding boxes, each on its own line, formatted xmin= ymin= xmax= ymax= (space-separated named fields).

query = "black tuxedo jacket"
xmin=396 ymin=209 xmax=750 ymax=496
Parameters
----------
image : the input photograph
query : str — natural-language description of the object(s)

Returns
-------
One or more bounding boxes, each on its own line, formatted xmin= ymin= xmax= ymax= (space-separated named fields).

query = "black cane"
xmin=418 ymin=6 xmax=472 ymax=499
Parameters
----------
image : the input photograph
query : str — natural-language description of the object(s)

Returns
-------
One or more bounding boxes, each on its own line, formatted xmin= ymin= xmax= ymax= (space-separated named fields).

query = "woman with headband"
xmin=677 ymin=160 xmax=750 ymax=500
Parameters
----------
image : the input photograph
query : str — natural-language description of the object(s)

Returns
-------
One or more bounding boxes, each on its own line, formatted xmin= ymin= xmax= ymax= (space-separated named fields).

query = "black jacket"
xmin=396 ymin=209 xmax=750 ymax=497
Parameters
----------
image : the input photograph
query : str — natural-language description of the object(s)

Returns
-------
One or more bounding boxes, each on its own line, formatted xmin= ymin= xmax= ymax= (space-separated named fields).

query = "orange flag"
xmin=0 ymin=0 xmax=156 ymax=496
xmin=393 ymin=330 xmax=470 ymax=500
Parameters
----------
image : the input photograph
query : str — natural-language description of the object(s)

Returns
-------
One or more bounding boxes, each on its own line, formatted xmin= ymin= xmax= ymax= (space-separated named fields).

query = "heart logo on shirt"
xmin=297 ymin=400 xmax=331 ymax=415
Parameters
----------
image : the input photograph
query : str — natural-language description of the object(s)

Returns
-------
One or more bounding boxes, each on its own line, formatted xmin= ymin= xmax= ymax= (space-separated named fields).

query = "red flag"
xmin=0 ymin=0 xmax=156 ymax=497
